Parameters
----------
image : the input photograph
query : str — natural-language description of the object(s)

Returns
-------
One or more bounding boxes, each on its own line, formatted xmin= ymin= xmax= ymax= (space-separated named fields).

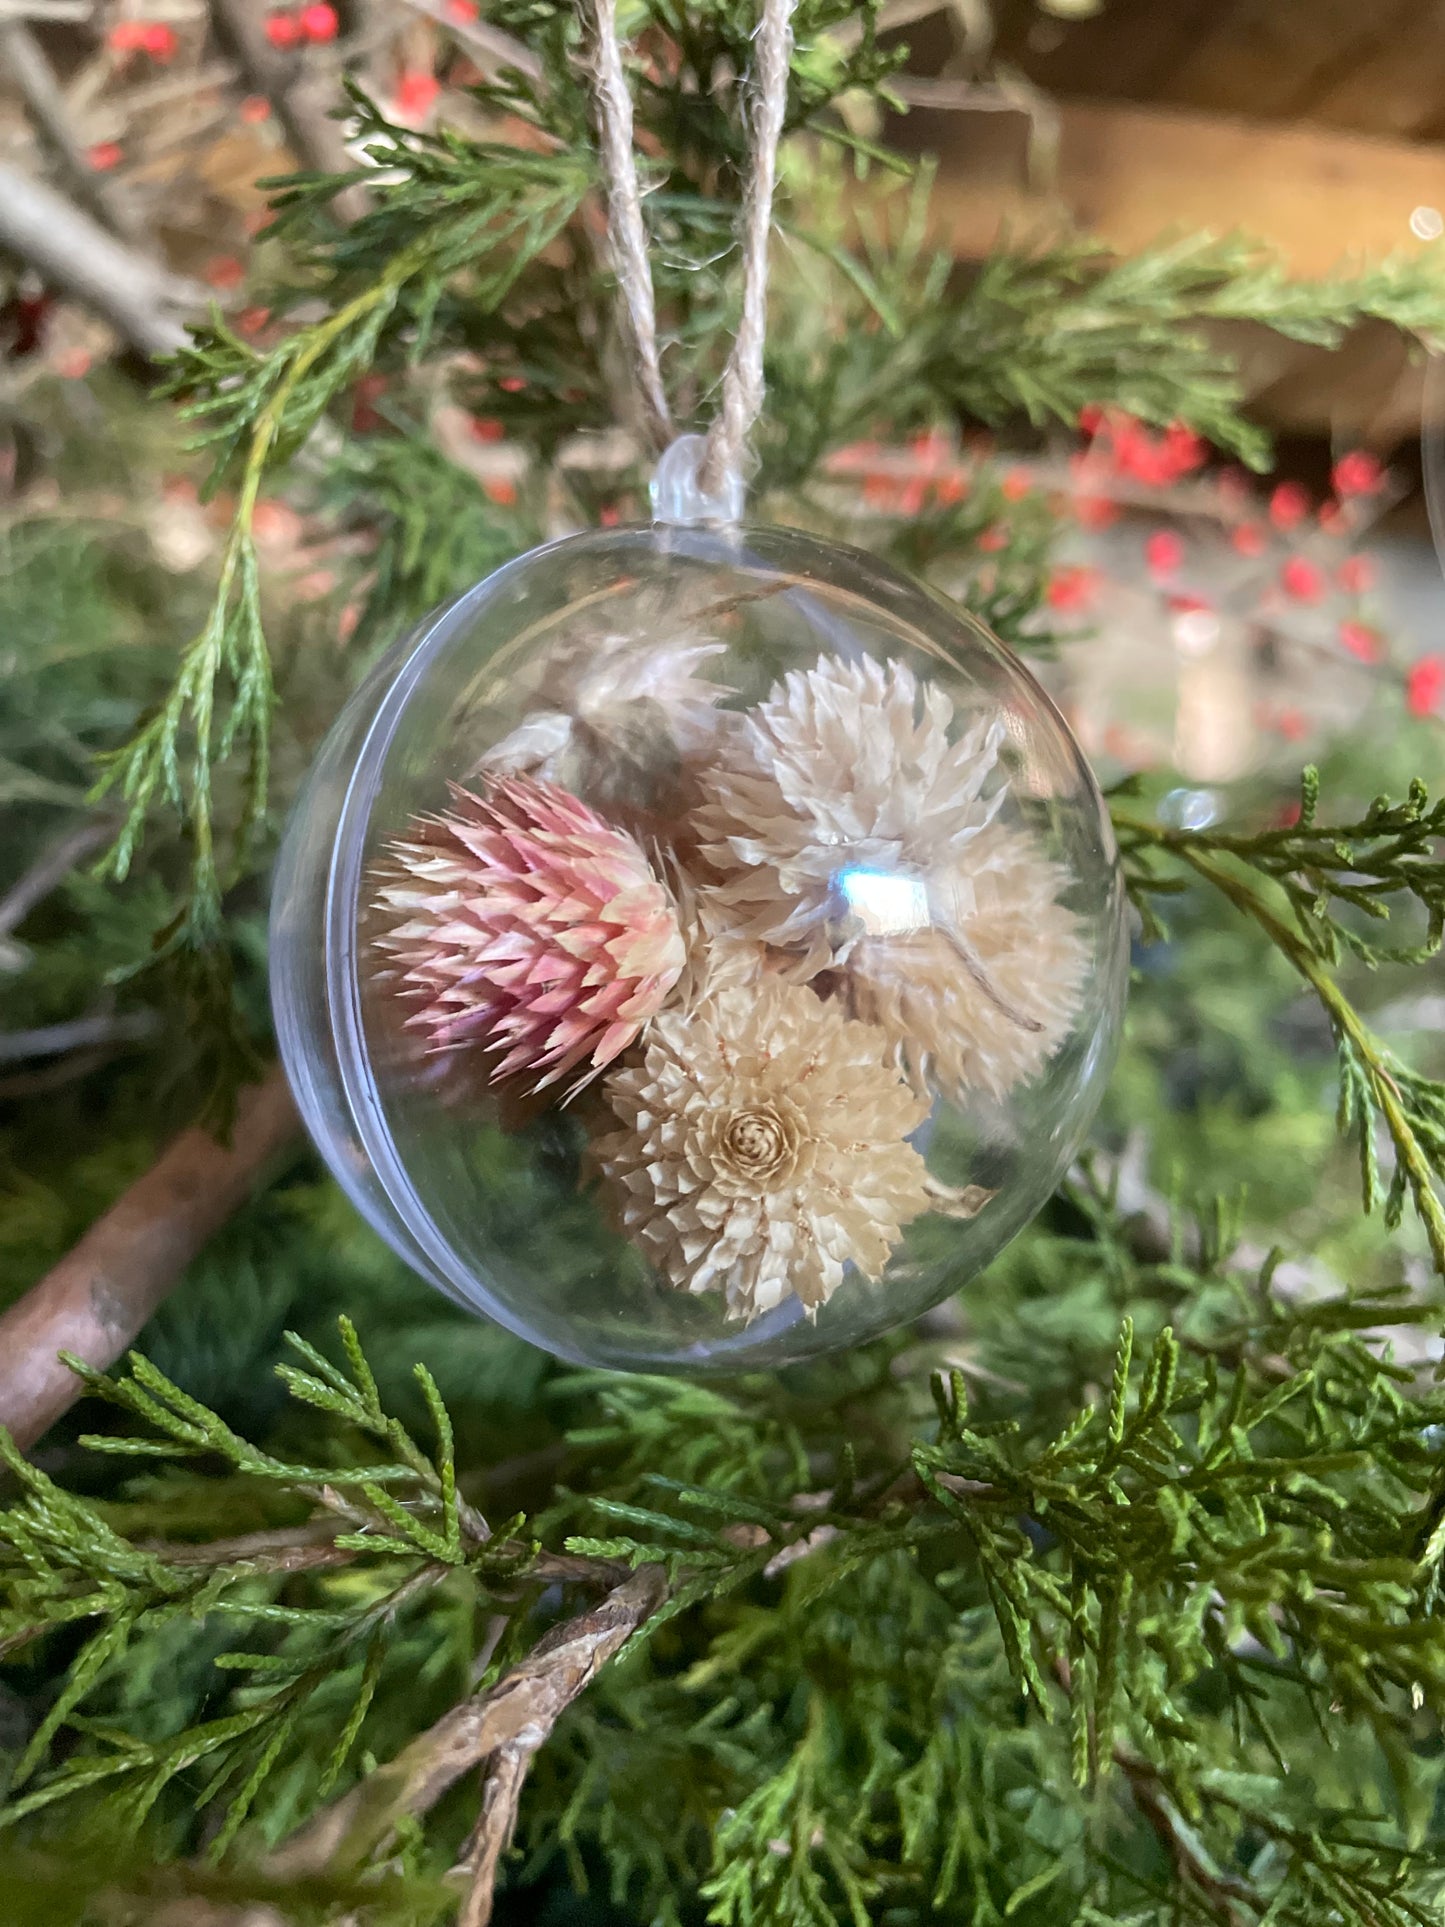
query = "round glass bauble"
xmin=271 ymin=522 xmax=1128 ymax=1372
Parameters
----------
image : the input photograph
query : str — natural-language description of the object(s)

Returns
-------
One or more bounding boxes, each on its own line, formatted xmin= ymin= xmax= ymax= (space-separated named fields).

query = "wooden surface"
xmin=900 ymin=96 xmax=1445 ymax=278
xmin=988 ymin=0 xmax=1445 ymax=142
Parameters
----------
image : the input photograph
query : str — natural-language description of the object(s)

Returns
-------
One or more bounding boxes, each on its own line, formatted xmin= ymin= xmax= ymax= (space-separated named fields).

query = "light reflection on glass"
xmin=837 ymin=868 xmax=931 ymax=936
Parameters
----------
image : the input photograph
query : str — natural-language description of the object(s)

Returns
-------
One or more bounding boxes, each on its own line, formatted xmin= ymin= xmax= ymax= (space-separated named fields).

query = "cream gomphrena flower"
xmin=691 ymin=652 xmax=1088 ymax=1097
xmin=692 ymin=653 xmax=1007 ymax=974
xmin=844 ymin=822 xmax=1091 ymax=1104
xmin=373 ymin=773 xmax=685 ymax=1095
xmin=593 ymin=977 xmax=933 ymax=1322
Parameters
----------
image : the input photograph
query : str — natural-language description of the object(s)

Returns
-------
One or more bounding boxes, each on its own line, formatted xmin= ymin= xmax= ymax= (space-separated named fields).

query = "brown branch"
xmin=454 ymin=1743 xmax=531 ymax=1927
xmin=207 ymin=0 xmax=370 ymax=224
xmin=0 ymin=1065 xmax=300 ymax=1451
xmin=0 ymin=161 xmax=206 ymax=360
xmin=271 ymin=1564 xmax=668 ymax=1880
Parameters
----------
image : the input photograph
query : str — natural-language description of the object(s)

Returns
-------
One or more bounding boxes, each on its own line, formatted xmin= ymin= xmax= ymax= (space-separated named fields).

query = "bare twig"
xmin=396 ymin=0 xmax=543 ymax=80
xmin=206 ymin=0 xmax=369 ymax=223
xmin=454 ymin=1744 xmax=530 ymax=1927
xmin=0 ymin=22 xmax=145 ymax=242
xmin=0 ymin=162 xmax=206 ymax=359
xmin=0 ymin=817 xmax=116 ymax=969
xmin=0 ymin=1065 xmax=300 ymax=1450
xmin=271 ymin=1565 xmax=668 ymax=1879
xmin=0 ymin=1011 xmax=158 ymax=1064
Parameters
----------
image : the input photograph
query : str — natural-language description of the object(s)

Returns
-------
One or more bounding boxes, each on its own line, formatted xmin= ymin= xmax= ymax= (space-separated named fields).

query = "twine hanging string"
xmin=587 ymin=0 xmax=675 ymax=451
xmin=587 ymin=0 xmax=796 ymax=513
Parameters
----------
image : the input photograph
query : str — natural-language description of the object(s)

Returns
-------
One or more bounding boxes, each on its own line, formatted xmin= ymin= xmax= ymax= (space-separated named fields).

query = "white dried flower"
xmin=691 ymin=652 xmax=1088 ymax=1098
xmin=844 ymin=822 xmax=1090 ymax=1102
xmin=593 ymin=978 xmax=933 ymax=1322
xmin=692 ymin=654 xmax=1006 ymax=974
xmin=479 ymin=627 xmax=727 ymax=793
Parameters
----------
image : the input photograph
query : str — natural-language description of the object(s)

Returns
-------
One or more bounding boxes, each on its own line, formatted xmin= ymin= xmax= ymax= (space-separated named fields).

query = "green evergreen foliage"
xmin=5 ymin=4 xmax=1445 ymax=1922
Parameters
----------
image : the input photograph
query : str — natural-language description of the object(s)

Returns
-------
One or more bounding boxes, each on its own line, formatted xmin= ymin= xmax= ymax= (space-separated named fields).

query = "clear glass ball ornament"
xmin=272 ymin=477 xmax=1128 ymax=1373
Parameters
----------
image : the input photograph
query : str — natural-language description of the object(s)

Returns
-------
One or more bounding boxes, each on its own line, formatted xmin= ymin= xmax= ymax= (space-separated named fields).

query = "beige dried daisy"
xmin=593 ymin=978 xmax=934 ymax=1322
xmin=844 ymin=821 xmax=1091 ymax=1103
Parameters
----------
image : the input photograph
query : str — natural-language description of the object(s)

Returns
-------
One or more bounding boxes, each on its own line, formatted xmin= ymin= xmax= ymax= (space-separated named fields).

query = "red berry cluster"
xmin=107 ymin=20 xmax=178 ymax=60
xmin=265 ymin=4 xmax=339 ymax=48
xmin=1076 ymin=407 xmax=1207 ymax=487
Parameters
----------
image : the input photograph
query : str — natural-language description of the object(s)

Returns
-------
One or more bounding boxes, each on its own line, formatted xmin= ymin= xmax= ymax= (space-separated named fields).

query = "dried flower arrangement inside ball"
xmin=273 ymin=524 xmax=1126 ymax=1370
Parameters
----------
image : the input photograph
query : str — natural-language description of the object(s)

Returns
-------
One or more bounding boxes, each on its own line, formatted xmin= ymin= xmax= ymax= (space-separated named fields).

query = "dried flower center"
xmin=711 ymin=1099 xmax=805 ymax=1188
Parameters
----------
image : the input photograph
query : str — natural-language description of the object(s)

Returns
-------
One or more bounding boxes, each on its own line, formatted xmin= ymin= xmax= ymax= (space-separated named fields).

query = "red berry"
xmin=1074 ymin=494 xmax=1119 ymax=529
xmin=1339 ymin=620 xmax=1381 ymax=663
xmin=484 ymin=476 xmax=518 ymax=507
xmin=1145 ymin=529 xmax=1184 ymax=577
xmin=976 ymin=525 xmax=1007 ymax=553
xmin=1269 ymin=482 xmax=1310 ymax=531
xmin=1077 ymin=403 xmax=1106 ymax=437
xmin=1337 ymin=554 xmax=1376 ymax=595
xmin=1331 ymin=449 xmax=1385 ymax=498
xmin=932 ymin=473 xmax=966 ymax=507
xmin=1407 ymin=655 xmax=1445 ymax=718
xmin=108 ymin=22 xmax=146 ymax=51
xmin=1280 ymin=556 xmax=1325 ymax=603
xmin=1162 ymin=421 xmax=1207 ymax=478
xmin=1001 ymin=469 xmax=1032 ymax=502
xmin=497 ymin=373 xmax=526 ymax=393
xmin=141 ymin=21 xmax=177 ymax=57
xmin=1231 ymin=522 xmax=1266 ymax=557
xmin=88 ymin=141 xmax=123 ymax=171
xmin=447 ymin=0 xmax=480 ymax=17
xmin=204 ymin=255 xmax=245 ymax=291
xmin=239 ymin=94 xmax=272 ymax=123
xmin=395 ymin=69 xmax=441 ymax=120
xmin=1045 ymin=566 xmax=1098 ymax=613
xmin=300 ymin=3 xmax=339 ymax=40
xmin=265 ymin=12 xmax=301 ymax=48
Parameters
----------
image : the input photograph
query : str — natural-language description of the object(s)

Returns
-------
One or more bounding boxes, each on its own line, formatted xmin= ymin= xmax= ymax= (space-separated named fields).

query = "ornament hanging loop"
xmin=586 ymin=0 xmax=796 ymax=525
xmin=651 ymin=433 xmax=746 ymax=528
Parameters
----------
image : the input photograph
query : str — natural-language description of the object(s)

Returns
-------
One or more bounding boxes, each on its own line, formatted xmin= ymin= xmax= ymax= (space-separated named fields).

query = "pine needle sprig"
xmin=1115 ymin=771 xmax=1445 ymax=1269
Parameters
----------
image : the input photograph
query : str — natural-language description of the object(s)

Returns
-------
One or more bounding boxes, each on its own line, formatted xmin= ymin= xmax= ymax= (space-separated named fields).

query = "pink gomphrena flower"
xmin=1280 ymin=557 xmax=1326 ymax=604
xmin=1338 ymin=554 xmax=1376 ymax=595
xmin=1045 ymin=565 xmax=1098 ymax=613
xmin=1231 ymin=522 xmax=1266 ymax=557
xmin=1269 ymin=482 xmax=1310 ymax=531
xmin=1407 ymin=656 xmax=1445 ymax=718
xmin=373 ymin=774 xmax=686 ymax=1093
xmin=1332 ymin=450 xmax=1386 ymax=499
xmin=1339 ymin=620 xmax=1382 ymax=663
xmin=1145 ymin=529 xmax=1184 ymax=578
